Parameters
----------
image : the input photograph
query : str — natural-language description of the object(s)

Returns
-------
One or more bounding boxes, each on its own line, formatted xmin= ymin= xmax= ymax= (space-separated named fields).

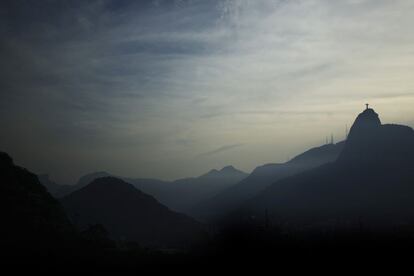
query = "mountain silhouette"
xmin=240 ymin=107 xmax=414 ymax=228
xmin=69 ymin=166 xmax=247 ymax=214
xmin=156 ymin=165 xmax=248 ymax=212
xmin=338 ymin=107 xmax=414 ymax=166
xmin=192 ymin=141 xmax=344 ymax=221
xmin=75 ymin=171 xmax=112 ymax=190
xmin=201 ymin=165 xmax=246 ymax=178
xmin=38 ymin=174 xmax=74 ymax=198
xmin=61 ymin=177 xmax=205 ymax=248
xmin=44 ymin=171 xmax=170 ymax=200
xmin=0 ymin=152 xmax=74 ymax=251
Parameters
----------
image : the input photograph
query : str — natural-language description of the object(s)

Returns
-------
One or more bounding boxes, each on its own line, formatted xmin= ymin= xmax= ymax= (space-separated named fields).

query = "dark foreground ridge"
xmin=0 ymin=152 xmax=74 ymax=249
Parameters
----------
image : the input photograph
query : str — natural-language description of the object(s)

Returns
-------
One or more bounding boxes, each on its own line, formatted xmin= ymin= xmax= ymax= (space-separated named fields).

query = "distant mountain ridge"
xmin=59 ymin=166 xmax=248 ymax=214
xmin=61 ymin=177 xmax=205 ymax=248
xmin=76 ymin=171 xmax=112 ymax=190
xmin=201 ymin=165 xmax=247 ymax=178
xmin=127 ymin=165 xmax=248 ymax=213
xmin=192 ymin=141 xmax=344 ymax=221
xmin=38 ymin=174 xmax=74 ymax=198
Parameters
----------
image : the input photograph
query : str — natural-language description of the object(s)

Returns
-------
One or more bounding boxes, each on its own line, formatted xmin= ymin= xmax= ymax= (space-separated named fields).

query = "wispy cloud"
xmin=197 ymin=144 xmax=244 ymax=157
xmin=1 ymin=0 xmax=414 ymax=183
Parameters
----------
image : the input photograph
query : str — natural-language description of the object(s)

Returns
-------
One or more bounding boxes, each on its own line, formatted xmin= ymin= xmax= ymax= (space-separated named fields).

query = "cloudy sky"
xmin=1 ymin=0 xmax=414 ymax=184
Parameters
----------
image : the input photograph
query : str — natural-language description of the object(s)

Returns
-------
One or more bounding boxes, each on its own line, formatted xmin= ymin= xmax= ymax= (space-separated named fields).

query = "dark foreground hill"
xmin=240 ymin=107 xmax=414 ymax=228
xmin=0 ymin=152 xmax=74 ymax=251
xmin=193 ymin=141 xmax=344 ymax=221
xmin=61 ymin=177 xmax=206 ymax=248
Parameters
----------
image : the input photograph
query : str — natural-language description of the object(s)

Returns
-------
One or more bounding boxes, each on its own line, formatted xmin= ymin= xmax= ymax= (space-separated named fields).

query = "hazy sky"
xmin=1 ymin=0 xmax=414 ymax=184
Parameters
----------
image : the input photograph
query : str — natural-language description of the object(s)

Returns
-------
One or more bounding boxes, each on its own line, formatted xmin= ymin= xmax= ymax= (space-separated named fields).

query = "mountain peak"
xmin=339 ymin=106 xmax=382 ymax=162
xmin=201 ymin=166 xmax=246 ymax=178
xmin=348 ymin=107 xmax=381 ymax=138
xmin=220 ymin=165 xmax=237 ymax=172
xmin=61 ymin=176 xmax=204 ymax=248
xmin=205 ymin=169 xmax=219 ymax=175
xmin=339 ymin=105 xmax=414 ymax=165
xmin=76 ymin=171 xmax=112 ymax=189
xmin=358 ymin=107 xmax=380 ymax=122
xmin=82 ymin=176 xmax=138 ymax=194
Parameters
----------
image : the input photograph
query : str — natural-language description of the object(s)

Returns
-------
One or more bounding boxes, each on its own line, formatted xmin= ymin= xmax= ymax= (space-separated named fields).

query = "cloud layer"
xmin=1 ymin=0 xmax=414 ymax=184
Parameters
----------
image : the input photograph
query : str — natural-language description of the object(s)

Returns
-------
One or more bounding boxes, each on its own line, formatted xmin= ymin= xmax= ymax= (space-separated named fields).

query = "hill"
xmin=0 ymin=152 xmax=74 ymax=252
xmin=142 ymin=165 xmax=248 ymax=212
xmin=192 ymin=141 xmax=344 ymax=221
xmin=70 ymin=166 xmax=247 ymax=214
xmin=61 ymin=177 xmax=206 ymax=248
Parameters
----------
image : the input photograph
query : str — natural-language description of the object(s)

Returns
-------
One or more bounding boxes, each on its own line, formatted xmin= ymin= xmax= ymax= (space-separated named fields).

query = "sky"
xmin=1 ymin=0 xmax=414 ymax=185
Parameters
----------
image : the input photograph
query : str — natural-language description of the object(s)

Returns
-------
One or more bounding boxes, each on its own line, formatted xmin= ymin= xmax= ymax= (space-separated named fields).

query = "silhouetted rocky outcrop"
xmin=338 ymin=107 xmax=414 ymax=167
xmin=241 ymin=107 xmax=414 ymax=228
xmin=61 ymin=177 xmax=206 ymax=248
